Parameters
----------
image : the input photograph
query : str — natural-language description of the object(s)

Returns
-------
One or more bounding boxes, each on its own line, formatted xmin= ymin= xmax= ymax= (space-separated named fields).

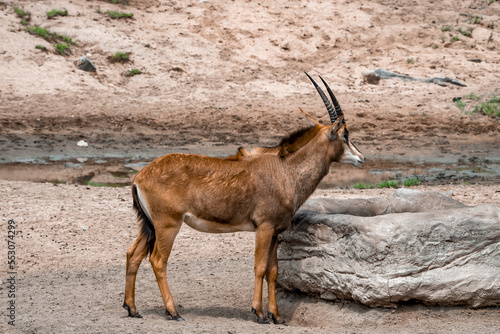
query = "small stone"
xmin=77 ymin=140 xmax=88 ymax=147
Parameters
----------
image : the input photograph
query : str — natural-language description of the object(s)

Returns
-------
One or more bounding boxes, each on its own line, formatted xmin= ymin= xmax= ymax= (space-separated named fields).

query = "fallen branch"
xmin=363 ymin=68 xmax=466 ymax=87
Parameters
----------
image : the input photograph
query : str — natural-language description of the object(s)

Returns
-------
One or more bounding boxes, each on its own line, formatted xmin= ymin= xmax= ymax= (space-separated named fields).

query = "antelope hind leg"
xmin=266 ymin=235 xmax=286 ymax=325
xmin=123 ymin=235 xmax=149 ymax=318
xmin=149 ymin=223 xmax=184 ymax=321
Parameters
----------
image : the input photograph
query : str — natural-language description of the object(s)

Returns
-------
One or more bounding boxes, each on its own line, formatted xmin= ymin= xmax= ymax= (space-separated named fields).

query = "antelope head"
xmin=305 ymin=72 xmax=365 ymax=167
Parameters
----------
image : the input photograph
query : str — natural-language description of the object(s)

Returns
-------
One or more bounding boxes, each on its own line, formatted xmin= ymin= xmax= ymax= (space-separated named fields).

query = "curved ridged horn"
xmin=319 ymin=75 xmax=343 ymax=118
xmin=304 ymin=72 xmax=337 ymax=123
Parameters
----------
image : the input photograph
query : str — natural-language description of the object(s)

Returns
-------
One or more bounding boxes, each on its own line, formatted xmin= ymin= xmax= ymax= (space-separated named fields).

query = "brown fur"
xmin=123 ymin=113 xmax=364 ymax=324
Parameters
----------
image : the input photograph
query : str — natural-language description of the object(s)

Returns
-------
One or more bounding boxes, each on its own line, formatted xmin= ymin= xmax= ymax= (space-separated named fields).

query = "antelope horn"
xmin=304 ymin=72 xmax=337 ymax=123
xmin=319 ymin=75 xmax=343 ymax=118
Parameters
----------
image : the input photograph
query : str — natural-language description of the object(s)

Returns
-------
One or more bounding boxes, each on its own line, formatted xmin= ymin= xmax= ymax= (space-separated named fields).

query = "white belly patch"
xmin=182 ymin=213 xmax=255 ymax=233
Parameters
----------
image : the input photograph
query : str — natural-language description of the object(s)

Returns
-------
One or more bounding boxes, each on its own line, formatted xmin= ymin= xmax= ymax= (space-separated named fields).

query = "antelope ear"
xmin=328 ymin=115 xmax=345 ymax=139
xmin=299 ymin=108 xmax=320 ymax=127
xmin=236 ymin=147 xmax=249 ymax=159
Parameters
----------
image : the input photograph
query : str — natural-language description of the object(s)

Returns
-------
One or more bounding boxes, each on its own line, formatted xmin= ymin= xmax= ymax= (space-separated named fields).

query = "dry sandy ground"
xmin=1 ymin=0 xmax=500 ymax=333
xmin=1 ymin=180 xmax=500 ymax=334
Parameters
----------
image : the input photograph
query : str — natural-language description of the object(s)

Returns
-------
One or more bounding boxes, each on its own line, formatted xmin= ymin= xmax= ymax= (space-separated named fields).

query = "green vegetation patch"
xmin=455 ymin=93 xmax=500 ymax=117
xmin=27 ymin=26 xmax=75 ymax=44
xmin=86 ymin=180 xmax=129 ymax=188
xmin=441 ymin=25 xmax=453 ymax=32
xmin=27 ymin=26 xmax=51 ymax=39
xmin=27 ymin=26 xmax=76 ymax=55
xmin=353 ymin=178 xmax=421 ymax=189
xmin=35 ymin=44 xmax=48 ymax=51
xmin=107 ymin=10 xmax=133 ymax=19
xmin=110 ymin=51 xmax=130 ymax=62
xmin=473 ymin=97 xmax=500 ymax=117
xmin=377 ymin=180 xmax=399 ymax=189
xmin=53 ymin=43 xmax=71 ymax=56
xmin=352 ymin=182 xmax=377 ymax=190
xmin=47 ymin=9 xmax=68 ymax=19
xmin=454 ymin=99 xmax=466 ymax=111
xmin=457 ymin=27 xmax=473 ymax=37
xmin=470 ymin=16 xmax=482 ymax=24
xmin=403 ymin=178 xmax=421 ymax=187
xmin=14 ymin=6 xmax=30 ymax=18
xmin=125 ymin=68 xmax=141 ymax=77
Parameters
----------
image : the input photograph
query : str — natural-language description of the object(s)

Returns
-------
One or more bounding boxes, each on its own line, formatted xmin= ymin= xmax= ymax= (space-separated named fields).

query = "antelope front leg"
xmin=266 ymin=235 xmax=286 ymax=325
xmin=252 ymin=226 xmax=275 ymax=324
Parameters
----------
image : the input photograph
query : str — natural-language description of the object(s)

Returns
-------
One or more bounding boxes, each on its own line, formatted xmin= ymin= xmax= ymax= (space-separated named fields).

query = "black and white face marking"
xmin=339 ymin=125 xmax=365 ymax=166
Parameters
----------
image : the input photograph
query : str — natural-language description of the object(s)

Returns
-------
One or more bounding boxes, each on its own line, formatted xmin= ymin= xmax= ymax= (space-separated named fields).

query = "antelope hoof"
xmin=123 ymin=303 xmax=142 ymax=318
xmin=268 ymin=312 xmax=287 ymax=326
xmin=251 ymin=307 xmax=270 ymax=324
xmin=166 ymin=310 xmax=185 ymax=321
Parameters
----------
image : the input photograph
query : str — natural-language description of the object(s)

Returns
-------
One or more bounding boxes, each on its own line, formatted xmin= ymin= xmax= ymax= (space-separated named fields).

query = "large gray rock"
xmin=278 ymin=189 xmax=500 ymax=308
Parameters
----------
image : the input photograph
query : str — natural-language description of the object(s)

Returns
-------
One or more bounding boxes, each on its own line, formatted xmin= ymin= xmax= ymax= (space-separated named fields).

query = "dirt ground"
xmin=1 ymin=0 xmax=500 ymax=333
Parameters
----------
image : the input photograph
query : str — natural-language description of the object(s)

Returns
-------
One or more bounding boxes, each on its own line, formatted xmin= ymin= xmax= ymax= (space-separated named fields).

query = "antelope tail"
xmin=132 ymin=184 xmax=156 ymax=255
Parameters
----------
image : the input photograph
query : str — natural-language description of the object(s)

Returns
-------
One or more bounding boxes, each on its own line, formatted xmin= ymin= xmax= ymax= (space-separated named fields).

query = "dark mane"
xmin=278 ymin=126 xmax=317 ymax=147
xmin=265 ymin=125 xmax=322 ymax=156
xmin=225 ymin=125 xmax=323 ymax=160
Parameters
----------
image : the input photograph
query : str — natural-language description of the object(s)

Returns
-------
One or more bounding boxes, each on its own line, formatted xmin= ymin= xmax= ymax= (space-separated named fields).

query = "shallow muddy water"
xmin=1 ymin=153 xmax=498 ymax=188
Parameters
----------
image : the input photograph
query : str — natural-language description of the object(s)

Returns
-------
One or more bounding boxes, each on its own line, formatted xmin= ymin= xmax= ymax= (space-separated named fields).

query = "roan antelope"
xmin=123 ymin=72 xmax=365 ymax=324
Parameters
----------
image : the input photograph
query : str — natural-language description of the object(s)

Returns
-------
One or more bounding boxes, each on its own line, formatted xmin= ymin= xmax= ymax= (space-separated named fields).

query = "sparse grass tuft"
xmin=14 ymin=6 xmax=30 ymax=18
xmin=125 ymin=68 xmax=141 ymax=77
xmin=472 ymin=97 xmax=500 ymax=117
xmin=352 ymin=182 xmax=376 ymax=190
xmin=47 ymin=9 xmax=68 ymax=19
xmin=35 ymin=44 xmax=47 ymax=51
xmin=378 ymin=180 xmax=399 ymax=189
xmin=451 ymin=36 xmax=459 ymax=41
xmin=107 ymin=10 xmax=133 ymax=19
xmin=27 ymin=26 xmax=76 ymax=54
xmin=456 ymin=93 xmax=500 ymax=118
xmin=463 ymin=93 xmax=481 ymax=100
xmin=86 ymin=180 xmax=128 ymax=187
xmin=60 ymin=35 xmax=75 ymax=45
xmin=454 ymin=99 xmax=466 ymax=111
xmin=403 ymin=178 xmax=420 ymax=187
xmin=441 ymin=25 xmax=452 ymax=32
xmin=407 ymin=58 xmax=415 ymax=64
xmin=353 ymin=180 xmax=408 ymax=189
xmin=457 ymin=27 xmax=473 ymax=37
xmin=53 ymin=43 xmax=71 ymax=56
xmin=27 ymin=26 xmax=51 ymax=39
xmin=470 ymin=16 xmax=482 ymax=24
xmin=112 ymin=51 xmax=129 ymax=62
